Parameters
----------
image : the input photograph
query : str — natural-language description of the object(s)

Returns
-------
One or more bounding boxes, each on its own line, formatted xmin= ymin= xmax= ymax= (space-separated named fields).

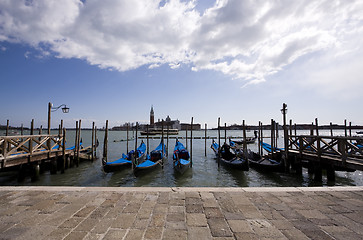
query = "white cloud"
xmin=0 ymin=0 xmax=362 ymax=91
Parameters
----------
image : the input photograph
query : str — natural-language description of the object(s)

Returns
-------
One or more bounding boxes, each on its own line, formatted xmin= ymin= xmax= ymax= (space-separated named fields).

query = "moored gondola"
xmin=173 ymin=139 xmax=190 ymax=174
xmin=247 ymin=150 xmax=284 ymax=172
xmin=134 ymin=141 xmax=166 ymax=175
xmin=211 ymin=140 xmax=249 ymax=171
xmin=103 ymin=141 xmax=146 ymax=172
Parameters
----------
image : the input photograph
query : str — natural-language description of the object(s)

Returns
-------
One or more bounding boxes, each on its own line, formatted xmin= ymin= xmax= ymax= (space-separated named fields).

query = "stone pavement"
xmin=0 ymin=186 xmax=362 ymax=240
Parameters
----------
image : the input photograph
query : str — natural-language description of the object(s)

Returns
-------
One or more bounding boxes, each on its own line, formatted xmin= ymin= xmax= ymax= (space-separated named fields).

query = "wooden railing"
xmin=0 ymin=134 xmax=65 ymax=160
xmin=287 ymin=135 xmax=363 ymax=165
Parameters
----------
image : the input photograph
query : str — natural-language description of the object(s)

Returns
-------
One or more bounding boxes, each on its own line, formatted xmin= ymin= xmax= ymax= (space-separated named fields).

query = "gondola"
xmin=210 ymin=140 xmax=249 ymax=171
xmin=173 ymin=139 xmax=190 ymax=174
xmin=134 ymin=141 xmax=166 ymax=175
xmin=103 ymin=141 xmax=146 ymax=172
xmin=229 ymin=131 xmax=258 ymax=145
xmin=247 ymin=150 xmax=284 ymax=172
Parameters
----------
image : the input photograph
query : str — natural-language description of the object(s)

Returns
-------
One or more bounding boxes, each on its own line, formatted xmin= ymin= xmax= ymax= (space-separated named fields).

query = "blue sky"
xmin=1 ymin=0 xmax=363 ymax=129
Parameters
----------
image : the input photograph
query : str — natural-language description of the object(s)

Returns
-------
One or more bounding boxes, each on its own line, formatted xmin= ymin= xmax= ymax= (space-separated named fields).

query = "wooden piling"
xmin=271 ymin=119 xmax=274 ymax=156
xmin=218 ymin=117 xmax=221 ymax=165
xmin=315 ymin=118 xmax=319 ymax=136
xmin=61 ymin=128 xmax=66 ymax=173
xmin=190 ymin=117 xmax=193 ymax=167
xmin=103 ymin=120 xmax=109 ymax=163
xmin=162 ymin=121 xmax=164 ymax=169
xmin=146 ymin=124 xmax=149 ymax=155
xmin=242 ymin=120 xmax=248 ymax=160
xmin=224 ymin=123 xmax=227 ymax=144
xmin=29 ymin=119 xmax=34 ymax=159
xmin=74 ymin=121 xmax=79 ymax=166
xmin=185 ymin=125 xmax=188 ymax=150
xmin=94 ymin=126 xmax=97 ymax=158
xmin=39 ymin=125 xmax=42 ymax=141
xmin=204 ymin=123 xmax=207 ymax=157
xmin=47 ymin=102 xmax=51 ymax=158
xmin=77 ymin=119 xmax=81 ymax=166
xmin=127 ymin=123 xmax=129 ymax=153
xmin=327 ymin=165 xmax=336 ymax=182
xmin=258 ymin=121 xmax=261 ymax=156
xmin=349 ymin=121 xmax=352 ymax=137
xmin=344 ymin=119 xmax=347 ymax=137
xmin=260 ymin=122 xmax=263 ymax=155
xmin=92 ymin=122 xmax=95 ymax=161
xmin=133 ymin=122 xmax=138 ymax=170
xmin=6 ymin=119 xmax=9 ymax=136
xmin=167 ymin=124 xmax=169 ymax=157
xmin=281 ymin=103 xmax=289 ymax=172
xmin=330 ymin=122 xmax=333 ymax=136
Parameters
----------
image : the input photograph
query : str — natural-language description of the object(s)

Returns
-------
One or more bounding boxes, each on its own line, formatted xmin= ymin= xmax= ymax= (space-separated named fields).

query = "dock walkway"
xmin=0 ymin=186 xmax=362 ymax=239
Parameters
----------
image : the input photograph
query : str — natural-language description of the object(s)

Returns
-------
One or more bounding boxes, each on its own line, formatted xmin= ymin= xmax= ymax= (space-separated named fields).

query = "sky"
xmin=1 ymin=0 xmax=363 ymax=129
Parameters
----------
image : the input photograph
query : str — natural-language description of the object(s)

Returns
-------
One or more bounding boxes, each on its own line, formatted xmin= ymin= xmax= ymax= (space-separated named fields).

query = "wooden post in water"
xmin=315 ymin=118 xmax=319 ymax=136
xmin=162 ymin=121 xmax=164 ymax=169
xmin=39 ymin=125 xmax=42 ymax=141
xmin=271 ymin=119 xmax=274 ymax=156
xmin=344 ymin=119 xmax=347 ymax=137
xmin=260 ymin=122 xmax=263 ymax=155
xmin=103 ymin=120 xmax=108 ymax=163
xmin=218 ymin=117 xmax=221 ymax=165
xmin=167 ymin=124 xmax=169 ymax=157
xmin=94 ymin=126 xmax=97 ymax=158
xmin=242 ymin=120 xmax=248 ymax=160
xmin=126 ymin=123 xmax=129 ymax=153
xmin=47 ymin=102 xmax=52 ymax=158
xmin=146 ymin=124 xmax=149 ymax=155
xmin=6 ymin=119 xmax=9 ymax=136
xmin=190 ymin=117 xmax=193 ymax=167
xmin=224 ymin=123 xmax=227 ymax=144
xmin=74 ymin=121 xmax=78 ymax=167
xmin=330 ymin=122 xmax=333 ymax=136
xmin=62 ymin=128 xmax=66 ymax=173
xmin=204 ymin=123 xmax=207 ymax=157
xmin=77 ymin=119 xmax=81 ymax=167
xmin=91 ymin=122 xmax=95 ymax=161
xmin=29 ymin=119 xmax=34 ymax=158
xmin=281 ymin=103 xmax=289 ymax=172
xmin=258 ymin=121 xmax=261 ymax=156
xmin=294 ymin=123 xmax=297 ymax=136
xmin=275 ymin=121 xmax=278 ymax=148
xmin=349 ymin=122 xmax=352 ymax=137
xmin=185 ymin=125 xmax=188 ymax=150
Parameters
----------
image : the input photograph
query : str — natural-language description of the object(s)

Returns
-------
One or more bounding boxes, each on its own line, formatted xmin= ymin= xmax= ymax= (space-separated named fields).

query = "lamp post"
xmin=47 ymin=102 xmax=69 ymax=151
xmin=281 ymin=103 xmax=289 ymax=172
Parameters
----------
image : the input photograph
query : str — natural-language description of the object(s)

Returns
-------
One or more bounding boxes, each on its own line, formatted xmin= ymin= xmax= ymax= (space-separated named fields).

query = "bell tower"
xmin=150 ymin=105 xmax=154 ymax=125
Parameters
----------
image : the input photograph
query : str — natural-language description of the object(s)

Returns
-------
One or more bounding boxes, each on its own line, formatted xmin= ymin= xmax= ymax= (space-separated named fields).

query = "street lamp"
xmin=51 ymin=104 xmax=69 ymax=113
xmin=48 ymin=102 xmax=69 ymax=135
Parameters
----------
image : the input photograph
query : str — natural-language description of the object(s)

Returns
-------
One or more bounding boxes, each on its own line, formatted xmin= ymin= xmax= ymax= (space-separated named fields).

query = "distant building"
xmin=150 ymin=105 xmax=154 ymax=125
xmin=180 ymin=123 xmax=201 ymax=130
xmin=155 ymin=115 xmax=181 ymax=130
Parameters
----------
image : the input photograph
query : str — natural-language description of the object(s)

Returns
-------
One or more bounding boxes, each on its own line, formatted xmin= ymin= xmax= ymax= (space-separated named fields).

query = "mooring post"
xmin=281 ymin=103 xmax=289 ymax=172
xmin=224 ymin=123 xmax=227 ymax=144
xmin=92 ymin=122 xmax=95 ymax=161
xmin=167 ymin=124 xmax=169 ymax=157
xmin=258 ymin=121 xmax=261 ymax=156
xmin=29 ymin=119 xmax=34 ymax=160
xmin=77 ymin=119 xmax=82 ymax=166
xmin=103 ymin=120 xmax=108 ymax=164
xmin=61 ymin=128 xmax=66 ymax=173
xmin=242 ymin=120 xmax=248 ymax=160
xmin=218 ymin=117 xmax=221 ymax=165
xmin=344 ymin=119 xmax=347 ymax=137
xmin=275 ymin=121 xmax=278 ymax=148
xmin=127 ymin=123 xmax=129 ymax=153
xmin=162 ymin=121 xmax=164 ymax=169
xmin=6 ymin=119 xmax=9 ymax=136
xmin=94 ymin=126 xmax=97 ymax=158
xmin=330 ymin=122 xmax=333 ymax=136
xmin=47 ymin=102 xmax=52 ymax=158
xmin=349 ymin=121 xmax=352 ymax=137
xmin=204 ymin=123 xmax=207 ymax=157
xmin=260 ymin=122 xmax=264 ymax=155
xmin=294 ymin=123 xmax=297 ymax=136
xmin=185 ymin=125 xmax=188 ymax=150
xmin=190 ymin=117 xmax=193 ymax=167
xmin=39 ymin=125 xmax=42 ymax=141
xmin=271 ymin=119 xmax=274 ymax=156
xmin=146 ymin=124 xmax=149 ymax=155
xmin=133 ymin=122 xmax=138 ymax=170
xmin=74 ymin=121 xmax=78 ymax=167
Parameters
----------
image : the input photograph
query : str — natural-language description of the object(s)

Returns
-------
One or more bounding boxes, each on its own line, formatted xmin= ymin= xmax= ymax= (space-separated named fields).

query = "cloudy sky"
xmin=1 ymin=0 xmax=363 ymax=129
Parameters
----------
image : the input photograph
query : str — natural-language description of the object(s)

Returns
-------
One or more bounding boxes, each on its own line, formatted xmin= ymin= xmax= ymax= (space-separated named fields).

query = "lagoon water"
xmin=0 ymin=129 xmax=362 ymax=187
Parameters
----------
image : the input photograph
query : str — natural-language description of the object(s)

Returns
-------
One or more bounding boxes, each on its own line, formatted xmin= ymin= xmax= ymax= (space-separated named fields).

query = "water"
xmin=0 ymin=129 xmax=362 ymax=187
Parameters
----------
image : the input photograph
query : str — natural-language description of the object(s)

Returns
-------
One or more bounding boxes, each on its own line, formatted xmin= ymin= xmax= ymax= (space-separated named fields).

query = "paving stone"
xmin=207 ymin=218 xmax=233 ymax=237
xmin=149 ymin=213 xmax=166 ymax=227
xmin=186 ymin=203 xmax=204 ymax=213
xmin=166 ymin=212 xmax=185 ymax=222
xmin=124 ymin=229 xmax=145 ymax=240
xmin=74 ymin=218 xmax=100 ymax=232
xmin=186 ymin=213 xmax=208 ymax=226
xmin=227 ymin=219 xmax=253 ymax=233
xmin=188 ymin=226 xmax=213 ymax=239
xmin=91 ymin=218 xmax=113 ymax=234
xmin=111 ymin=213 xmax=136 ymax=229
xmin=204 ymin=207 xmax=224 ymax=219
xmin=169 ymin=206 xmax=184 ymax=213
xmin=103 ymin=229 xmax=127 ymax=240
xmin=64 ymin=231 xmax=88 ymax=240
xmin=59 ymin=217 xmax=83 ymax=229
xmin=281 ymin=228 xmax=310 ymax=240
xmin=162 ymin=229 xmax=187 ymax=239
xmin=145 ymin=227 xmax=163 ymax=239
